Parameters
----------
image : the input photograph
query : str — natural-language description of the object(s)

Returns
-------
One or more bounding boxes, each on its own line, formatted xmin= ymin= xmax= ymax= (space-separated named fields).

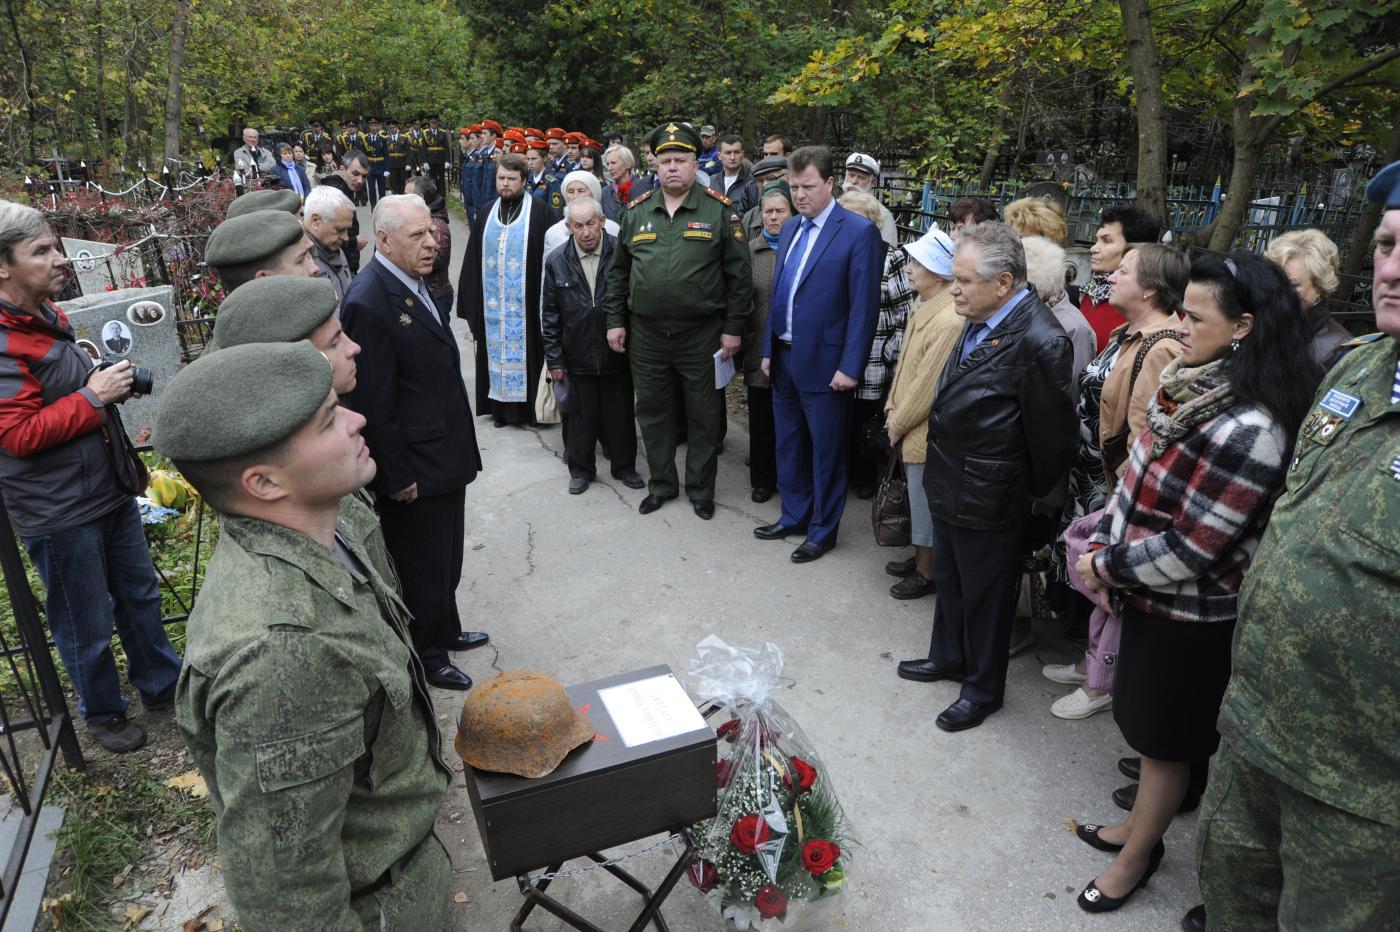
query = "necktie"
xmin=774 ymin=219 xmax=815 ymax=339
xmin=416 ymin=281 xmax=443 ymax=328
xmin=959 ymin=323 xmax=987 ymax=364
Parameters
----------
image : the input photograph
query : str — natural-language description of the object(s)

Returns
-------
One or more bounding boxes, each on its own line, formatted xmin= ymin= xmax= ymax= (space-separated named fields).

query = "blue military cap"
xmin=1363 ymin=160 xmax=1400 ymax=209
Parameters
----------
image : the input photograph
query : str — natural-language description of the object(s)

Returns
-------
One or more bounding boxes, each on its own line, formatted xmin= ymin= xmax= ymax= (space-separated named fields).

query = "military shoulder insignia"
xmin=551 ymin=192 xmax=562 ymax=209
xmin=1339 ymin=332 xmax=1385 ymax=348
xmin=627 ymin=189 xmax=655 ymax=209
xmin=703 ymin=187 xmax=734 ymax=207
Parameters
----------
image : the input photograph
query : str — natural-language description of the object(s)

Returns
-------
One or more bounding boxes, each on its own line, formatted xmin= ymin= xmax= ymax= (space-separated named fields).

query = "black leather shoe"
xmin=790 ymin=539 xmax=833 ymax=563
xmin=639 ymin=494 xmax=671 ymax=514
xmin=614 ymin=469 xmax=646 ymax=490
xmin=569 ymin=476 xmax=590 ymax=494
xmin=444 ymin=631 xmax=490 ymax=651
xmin=1077 ymin=841 xmax=1164 ymax=913
xmin=426 ymin=664 xmax=474 ymax=690
xmin=1114 ymin=782 xmax=1201 ymax=814
xmin=1118 ymin=756 xmax=1141 ymax=780
xmin=935 ymin=697 xmax=1002 ymax=732
xmin=750 ymin=486 xmax=774 ymax=503
xmin=1075 ymin=822 xmax=1125 ymax=852
xmin=691 ymin=499 xmax=715 ymax=520
xmin=1181 ymin=904 xmax=1207 ymax=932
xmin=896 ymin=660 xmax=965 ymax=683
xmin=890 ymin=572 xmax=936 ymax=600
xmin=754 ymin=521 xmax=805 ymax=540
xmin=885 ymin=555 xmax=916 ymax=577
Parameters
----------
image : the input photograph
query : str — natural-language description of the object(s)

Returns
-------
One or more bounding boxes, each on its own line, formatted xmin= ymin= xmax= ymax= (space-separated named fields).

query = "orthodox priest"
xmin=459 ymin=152 xmax=549 ymax=427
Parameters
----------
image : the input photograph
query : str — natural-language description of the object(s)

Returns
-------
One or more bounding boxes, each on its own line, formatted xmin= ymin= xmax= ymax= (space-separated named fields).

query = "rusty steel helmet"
xmin=455 ymin=671 xmax=595 ymax=778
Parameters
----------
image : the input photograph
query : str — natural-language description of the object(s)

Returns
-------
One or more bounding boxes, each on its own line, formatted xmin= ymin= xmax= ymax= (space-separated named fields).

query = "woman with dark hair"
xmin=1070 ymin=251 xmax=1321 ymax=913
xmin=577 ymin=145 xmax=604 ymax=181
xmin=314 ymin=142 xmax=338 ymax=187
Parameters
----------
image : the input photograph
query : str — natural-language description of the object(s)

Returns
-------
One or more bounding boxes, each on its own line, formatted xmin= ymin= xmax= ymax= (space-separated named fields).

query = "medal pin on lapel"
xmin=399 ymin=313 xmax=412 ymax=327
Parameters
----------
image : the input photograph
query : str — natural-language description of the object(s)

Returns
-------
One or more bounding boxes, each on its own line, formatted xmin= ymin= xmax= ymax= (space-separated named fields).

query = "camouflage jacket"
xmin=175 ymin=513 xmax=451 ymax=929
xmin=340 ymin=488 xmax=399 ymax=594
xmin=1220 ymin=333 xmax=1399 ymax=826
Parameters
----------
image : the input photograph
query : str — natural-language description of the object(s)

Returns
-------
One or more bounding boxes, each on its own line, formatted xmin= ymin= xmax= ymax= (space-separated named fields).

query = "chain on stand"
xmin=522 ymin=832 xmax=687 ymax=885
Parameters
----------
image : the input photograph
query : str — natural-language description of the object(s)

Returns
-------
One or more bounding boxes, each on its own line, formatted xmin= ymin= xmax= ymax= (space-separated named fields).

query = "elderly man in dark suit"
xmin=897 ymin=221 xmax=1076 ymax=731
xmin=341 ymin=194 xmax=488 ymax=691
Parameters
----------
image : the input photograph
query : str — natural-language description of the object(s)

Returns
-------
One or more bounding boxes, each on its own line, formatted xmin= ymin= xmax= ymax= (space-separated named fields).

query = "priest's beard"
xmin=497 ymin=192 xmax=524 ymax=223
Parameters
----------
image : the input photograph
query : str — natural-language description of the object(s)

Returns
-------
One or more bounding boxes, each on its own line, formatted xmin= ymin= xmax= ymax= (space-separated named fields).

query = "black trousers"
xmin=565 ymin=370 xmax=637 ymax=479
xmin=378 ymin=487 xmax=465 ymax=670
xmin=926 ymin=514 xmax=1027 ymax=705
xmin=846 ymin=397 xmax=886 ymax=489
xmin=747 ymin=385 xmax=777 ymax=491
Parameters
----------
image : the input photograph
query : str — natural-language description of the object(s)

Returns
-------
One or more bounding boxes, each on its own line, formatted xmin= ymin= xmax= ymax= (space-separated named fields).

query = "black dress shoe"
xmin=639 ymin=494 xmax=671 ymax=514
xmin=790 ymin=539 xmax=833 ymax=563
xmin=614 ymin=470 xmax=646 ymax=490
xmin=1077 ymin=840 xmax=1165 ymax=913
xmin=1114 ymin=782 xmax=1201 ymax=813
xmin=569 ymin=476 xmax=590 ymax=494
xmin=493 ymin=417 xmax=507 ymax=428
xmin=1075 ymin=822 xmax=1124 ymax=852
xmin=1118 ymin=756 xmax=1142 ymax=780
xmin=890 ymin=572 xmax=936 ymax=600
xmin=896 ymin=660 xmax=965 ymax=683
xmin=691 ymin=499 xmax=715 ymax=520
xmin=885 ymin=555 xmax=916 ymax=577
xmin=1181 ymin=904 xmax=1207 ymax=932
xmin=444 ymin=631 xmax=490 ymax=651
xmin=426 ymin=664 xmax=474 ymax=690
xmin=935 ymin=697 xmax=1002 ymax=732
xmin=754 ymin=521 xmax=805 ymax=540
xmin=750 ymin=486 xmax=774 ymax=503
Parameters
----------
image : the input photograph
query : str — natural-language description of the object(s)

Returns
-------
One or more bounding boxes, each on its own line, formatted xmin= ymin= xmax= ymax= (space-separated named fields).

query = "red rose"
xmin=730 ymin=813 xmax=771 ymax=855
xmin=687 ymin=858 xmax=719 ymax=893
xmin=716 ymin=758 xmax=736 ymax=788
xmin=783 ymin=756 xmax=818 ymax=794
xmin=715 ymin=719 xmax=741 ymax=742
xmin=754 ymin=883 xmax=787 ymax=920
xmin=802 ymin=839 xmax=841 ymax=875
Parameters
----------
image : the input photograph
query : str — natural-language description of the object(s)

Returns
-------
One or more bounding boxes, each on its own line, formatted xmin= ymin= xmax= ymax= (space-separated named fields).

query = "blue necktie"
xmin=959 ymin=323 xmax=987 ymax=364
xmin=774 ymin=219 xmax=815 ymax=338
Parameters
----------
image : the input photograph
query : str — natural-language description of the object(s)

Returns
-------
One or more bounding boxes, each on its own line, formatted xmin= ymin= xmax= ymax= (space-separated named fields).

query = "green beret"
xmin=154 ymin=341 xmax=332 ymax=462
xmin=650 ymin=120 xmax=700 ymax=156
xmin=226 ymin=188 xmax=302 ymax=219
xmin=210 ymin=276 xmax=338 ymax=351
xmin=204 ymin=210 xmax=305 ymax=268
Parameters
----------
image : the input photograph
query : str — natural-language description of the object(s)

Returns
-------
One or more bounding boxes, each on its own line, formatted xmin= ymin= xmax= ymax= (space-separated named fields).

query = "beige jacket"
xmin=883 ymin=290 xmax=963 ymax=464
xmin=1098 ymin=319 xmax=1182 ymax=481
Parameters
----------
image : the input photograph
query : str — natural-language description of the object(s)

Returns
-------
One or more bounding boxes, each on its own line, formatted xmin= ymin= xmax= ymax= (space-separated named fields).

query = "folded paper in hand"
xmin=713 ymin=348 xmax=735 ymax=389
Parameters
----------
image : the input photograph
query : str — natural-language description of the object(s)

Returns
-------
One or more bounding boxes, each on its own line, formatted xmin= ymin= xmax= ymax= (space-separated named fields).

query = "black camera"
xmin=96 ymin=355 xmax=155 ymax=397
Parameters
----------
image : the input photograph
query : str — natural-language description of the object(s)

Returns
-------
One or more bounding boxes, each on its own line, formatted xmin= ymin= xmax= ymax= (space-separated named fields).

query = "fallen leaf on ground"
xmin=471 ymin=543 xmax=485 ymax=550
xmin=182 ymin=904 xmax=215 ymax=931
xmin=208 ymin=920 xmax=225 ymax=931
xmin=1063 ymin=818 xmax=1079 ymax=832
xmin=123 ymin=904 xmax=153 ymax=929
xmin=454 ymin=891 xmax=470 ymax=903
xmin=166 ymin=770 xmax=208 ymax=798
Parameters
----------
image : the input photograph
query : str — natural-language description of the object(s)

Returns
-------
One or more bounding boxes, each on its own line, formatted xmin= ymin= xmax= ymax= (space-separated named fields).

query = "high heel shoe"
xmin=1076 ymin=840 xmax=1165 ymax=913
xmin=1075 ymin=822 xmax=1124 ymax=852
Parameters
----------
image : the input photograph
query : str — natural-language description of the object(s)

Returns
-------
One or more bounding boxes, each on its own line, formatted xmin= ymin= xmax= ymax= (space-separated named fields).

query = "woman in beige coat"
xmin=882 ymin=228 xmax=965 ymax=599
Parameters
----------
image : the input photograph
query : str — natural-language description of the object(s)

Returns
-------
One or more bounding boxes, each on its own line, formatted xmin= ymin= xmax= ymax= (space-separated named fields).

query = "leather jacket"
xmin=923 ymin=290 xmax=1077 ymax=531
xmin=541 ymin=233 xmax=624 ymax=376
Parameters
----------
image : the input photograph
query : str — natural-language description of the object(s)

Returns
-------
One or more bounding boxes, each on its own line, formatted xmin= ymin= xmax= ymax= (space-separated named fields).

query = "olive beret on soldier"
xmin=204 ymin=210 xmax=305 ymax=268
xmin=225 ymin=188 xmax=302 ymax=219
xmin=209 ymin=276 xmax=338 ymax=351
xmin=650 ymin=121 xmax=701 ymax=156
xmin=154 ymin=341 xmax=332 ymax=462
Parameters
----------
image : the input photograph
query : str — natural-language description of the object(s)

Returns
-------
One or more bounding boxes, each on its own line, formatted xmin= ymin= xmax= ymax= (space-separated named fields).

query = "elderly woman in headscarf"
xmin=543 ymin=170 xmax=621 ymax=259
xmin=742 ymin=180 xmax=795 ymax=503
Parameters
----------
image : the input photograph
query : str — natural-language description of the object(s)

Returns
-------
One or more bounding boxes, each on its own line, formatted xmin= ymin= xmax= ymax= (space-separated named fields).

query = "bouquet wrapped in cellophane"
xmin=685 ymin=636 xmax=853 ymax=931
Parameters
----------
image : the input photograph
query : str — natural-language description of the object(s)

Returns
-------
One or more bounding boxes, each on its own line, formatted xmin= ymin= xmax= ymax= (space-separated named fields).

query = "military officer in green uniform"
xmin=1195 ymin=162 xmax=1400 ymax=932
xmin=155 ymin=342 xmax=452 ymax=931
xmin=604 ymin=120 xmax=751 ymax=519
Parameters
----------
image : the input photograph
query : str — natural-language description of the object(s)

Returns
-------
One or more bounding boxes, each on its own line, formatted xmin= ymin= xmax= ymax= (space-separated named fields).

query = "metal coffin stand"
xmin=463 ymin=665 xmax=716 ymax=932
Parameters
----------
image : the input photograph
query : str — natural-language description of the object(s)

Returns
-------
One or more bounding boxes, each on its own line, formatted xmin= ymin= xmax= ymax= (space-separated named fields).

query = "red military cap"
xmin=502 ymin=129 xmax=526 ymax=143
xmin=481 ymin=119 xmax=502 ymax=133
xmin=583 ymin=138 xmax=603 ymax=151
xmin=509 ymin=142 xmax=527 ymax=154
xmin=524 ymin=127 xmax=544 ymax=140
xmin=527 ymin=139 xmax=549 ymax=152
xmin=545 ymin=127 xmax=567 ymax=140
xmin=564 ymin=131 xmax=585 ymax=144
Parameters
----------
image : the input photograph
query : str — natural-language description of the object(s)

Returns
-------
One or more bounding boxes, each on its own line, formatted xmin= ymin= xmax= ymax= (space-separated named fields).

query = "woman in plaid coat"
xmin=1070 ymin=252 xmax=1322 ymax=913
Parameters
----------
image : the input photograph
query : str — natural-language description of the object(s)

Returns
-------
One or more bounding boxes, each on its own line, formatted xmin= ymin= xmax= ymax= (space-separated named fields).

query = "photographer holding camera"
xmin=0 ymin=200 xmax=182 ymax=754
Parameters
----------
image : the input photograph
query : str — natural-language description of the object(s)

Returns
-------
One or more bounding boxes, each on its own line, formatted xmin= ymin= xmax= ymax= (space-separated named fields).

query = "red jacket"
xmin=0 ymin=298 xmax=125 ymax=536
xmin=1079 ymin=294 xmax=1126 ymax=353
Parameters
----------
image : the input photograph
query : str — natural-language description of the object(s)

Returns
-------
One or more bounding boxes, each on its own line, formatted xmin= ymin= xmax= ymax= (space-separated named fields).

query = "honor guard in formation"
xmin=472 ymin=121 xmax=502 ymax=222
xmin=546 ymin=128 xmax=571 ymax=174
xmin=364 ymin=117 xmax=389 ymax=206
xmin=155 ymin=342 xmax=452 ymax=931
xmin=338 ymin=118 xmax=365 ymax=159
xmin=407 ymin=118 xmax=427 ymax=179
xmin=386 ymin=119 xmax=410 ymax=195
xmin=300 ymin=119 xmax=335 ymax=160
xmin=424 ymin=115 xmax=450 ymax=194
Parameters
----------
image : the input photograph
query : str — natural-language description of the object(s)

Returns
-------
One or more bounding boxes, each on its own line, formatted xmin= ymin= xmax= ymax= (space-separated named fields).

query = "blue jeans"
xmin=23 ymin=498 xmax=183 ymax=725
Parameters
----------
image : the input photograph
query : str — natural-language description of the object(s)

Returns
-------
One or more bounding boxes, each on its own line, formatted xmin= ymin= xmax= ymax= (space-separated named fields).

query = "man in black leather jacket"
xmin=897 ymin=221 xmax=1076 ymax=732
xmin=541 ymin=198 xmax=645 ymax=494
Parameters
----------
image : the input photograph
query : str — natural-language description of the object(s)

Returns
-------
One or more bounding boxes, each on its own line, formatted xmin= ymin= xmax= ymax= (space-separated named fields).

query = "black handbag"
xmin=857 ymin=410 xmax=892 ymax=463
xmin=871 ymin=454 xmax=911 ymax=548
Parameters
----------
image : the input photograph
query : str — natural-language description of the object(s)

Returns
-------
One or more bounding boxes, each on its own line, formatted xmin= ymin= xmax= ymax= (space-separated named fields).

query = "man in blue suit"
xmin=755 ymin=146 xmax=883 ymax=563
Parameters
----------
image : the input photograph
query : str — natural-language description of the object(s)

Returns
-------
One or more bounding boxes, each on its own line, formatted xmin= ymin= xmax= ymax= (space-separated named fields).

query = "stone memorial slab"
xmin=61 ymin=237 xmax=146 ymax=296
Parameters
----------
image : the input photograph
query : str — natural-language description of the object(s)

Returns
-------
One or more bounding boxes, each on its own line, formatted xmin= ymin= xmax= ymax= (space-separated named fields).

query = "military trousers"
xmin=351 ymin=828 xmax=451 ymax=931
xmin=368 ymin=168 xmax=387 ymax=206
xmin=630 ymin=319 xmax=725 ymax=501
xmin=1197 ymin=739 xmax=1400 ymax=930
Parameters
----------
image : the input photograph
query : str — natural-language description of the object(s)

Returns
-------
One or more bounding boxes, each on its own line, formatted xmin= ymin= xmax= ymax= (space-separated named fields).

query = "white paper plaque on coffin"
xmin=61 ymin=237 xmax=147 ymax=296
xmin=58 ymin=285 xmax=178 ymax=442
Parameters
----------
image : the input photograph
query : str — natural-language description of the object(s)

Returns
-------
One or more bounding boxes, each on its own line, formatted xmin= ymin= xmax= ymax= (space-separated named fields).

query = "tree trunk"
xmin=1343 ymin=119 xmax=1400 ymax=277
xmin=978 ymin=84 xmax=1012 ymax=189
xmin=95 ymin=0 xmax=109 ymax=166
xmin=1118 ymin=0 xmax=1169 ymax=226
xmin=4 ymin=0 xmax=37 ymax=162
xmin=162 ymin=0 xmax=192 ymax=163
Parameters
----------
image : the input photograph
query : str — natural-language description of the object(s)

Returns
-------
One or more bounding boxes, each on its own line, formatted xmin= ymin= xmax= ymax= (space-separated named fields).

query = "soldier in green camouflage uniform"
xmin=603 ymin=120 xmax=751 ymax=518
xmin=155 ymin=342 xmax=451 ymax=931
xmin=1197 ymin=166 xmax=1400 ymax=930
